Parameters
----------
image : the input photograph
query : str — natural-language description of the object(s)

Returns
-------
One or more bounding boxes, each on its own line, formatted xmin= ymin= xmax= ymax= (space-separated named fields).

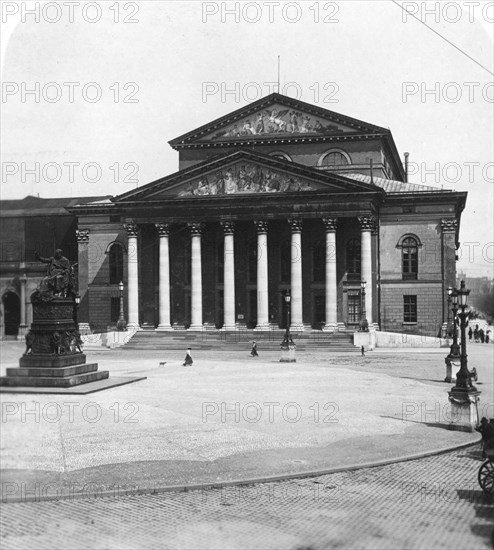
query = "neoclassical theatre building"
xmin=69 ymin=93 xmax=466 ymax=336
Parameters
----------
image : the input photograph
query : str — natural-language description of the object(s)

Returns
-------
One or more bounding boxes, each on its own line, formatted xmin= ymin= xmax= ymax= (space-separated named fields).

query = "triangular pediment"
xmin=169 ymin=93 xmax=387 ymax=148
xmin=114 ymin=150 xmax=382 ymax=203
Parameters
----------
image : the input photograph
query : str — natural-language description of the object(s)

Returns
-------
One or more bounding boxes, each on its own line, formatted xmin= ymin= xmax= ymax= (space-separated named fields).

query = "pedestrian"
xmin=468 ymin=327 xmax=473 ymax=341
xmin=250 ymin=341 xmax=258 ymax=357
xmin=361 ymin=345 xmax=365 ymax=356
xmin=474 ymin=325 xmax=479 ymax=343
xmin=183 ymin=347 xmax=193 ymax=366
xmin=479 ymin=328 xmax=485 ymax=343
xmin=486 ymin=330 xmax=491 ymax=344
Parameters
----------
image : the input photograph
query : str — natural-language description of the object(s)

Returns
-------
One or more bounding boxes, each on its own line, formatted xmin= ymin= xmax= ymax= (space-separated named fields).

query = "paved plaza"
xmin=0 ymin=341 xmax=493 ymax=548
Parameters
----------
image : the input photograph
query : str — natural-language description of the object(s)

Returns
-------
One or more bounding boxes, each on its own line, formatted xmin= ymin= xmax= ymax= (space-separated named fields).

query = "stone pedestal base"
xmin=444 ymin=357 xmax=460 ymax=383
xmin=353 ymin=330 xmax=376 ymax=351
xmin=448 ymin=389 xmax=481 ymax=432
xmin=280 ymin=345 xmax=296 ymax=363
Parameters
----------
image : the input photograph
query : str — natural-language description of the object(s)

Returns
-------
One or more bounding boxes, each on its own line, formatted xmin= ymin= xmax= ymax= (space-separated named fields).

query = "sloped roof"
xmin=0 ymin=195 xmax=111 ymax=217
xmin=344 ymin=174 xmax=445 ymax=193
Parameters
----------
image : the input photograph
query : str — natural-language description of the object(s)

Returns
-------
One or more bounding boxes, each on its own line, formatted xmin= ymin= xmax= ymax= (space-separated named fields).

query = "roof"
xmin=0 ymin=195 xmax=111 ymax=217
xmin=344 ymin=174 xmax=446 ymax=193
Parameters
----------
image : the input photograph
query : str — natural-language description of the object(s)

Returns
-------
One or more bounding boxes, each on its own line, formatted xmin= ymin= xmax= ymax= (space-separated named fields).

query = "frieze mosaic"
xmin=205 ymin=105 xmax=347 ymax=140
xmin=177 ymin=162 xmax=315 ymax=197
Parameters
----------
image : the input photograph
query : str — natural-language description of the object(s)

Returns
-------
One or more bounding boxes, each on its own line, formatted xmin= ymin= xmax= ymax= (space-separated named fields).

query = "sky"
xmin=1 ymin=0 xmax=493 ymax=276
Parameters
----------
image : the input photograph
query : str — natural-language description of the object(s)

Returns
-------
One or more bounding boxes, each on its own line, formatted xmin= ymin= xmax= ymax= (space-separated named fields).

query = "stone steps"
xmin=6 ymin=363 xmax=99 ymax=378
xmin=0 ymin=369 xmax=109 ymax=388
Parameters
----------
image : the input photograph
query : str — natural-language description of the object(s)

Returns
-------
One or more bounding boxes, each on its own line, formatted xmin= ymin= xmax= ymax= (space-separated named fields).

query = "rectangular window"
xmin=403 ymin=295 xmax=417 ymax=323
xmin=110 ymin=297 xmax=120 ymax=323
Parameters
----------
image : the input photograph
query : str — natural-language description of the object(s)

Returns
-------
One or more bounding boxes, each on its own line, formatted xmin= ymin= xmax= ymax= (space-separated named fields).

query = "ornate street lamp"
xmin=444 ymin=287 xmax=460 ymax=382
xmin=359 ymin=281 xmax=369 ymax=332
xmin=280 ymin=289 xmax=295 ymax=362
xmin=116 ymin=281 xmax=127 ymax=332
xmin=447 ymin=280 xmax=481 ymax=431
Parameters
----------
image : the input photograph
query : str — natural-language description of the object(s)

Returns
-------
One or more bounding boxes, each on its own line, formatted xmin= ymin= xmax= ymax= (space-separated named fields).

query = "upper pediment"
xmin=114 ymin=150 xmax=383 ymax=203
xmin=169 ymin=93 xmax=387 ymax=148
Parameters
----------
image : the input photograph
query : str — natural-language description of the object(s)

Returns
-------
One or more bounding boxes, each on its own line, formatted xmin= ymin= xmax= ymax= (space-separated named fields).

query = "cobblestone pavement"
xmin=1 ymin=448 xmax=492 ymax=550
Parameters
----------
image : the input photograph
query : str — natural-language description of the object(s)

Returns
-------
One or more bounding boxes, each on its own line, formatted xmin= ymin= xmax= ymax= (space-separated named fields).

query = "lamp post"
xmin=116 ymin=281 xmax=127 ymax=332
xmin=447 ymin=280 xmax=481 ymax=431
xmin=280 ymin=289 xmax=295 ymax=362
xmin=444 ymin=287 xmax=461 ymax=382
xmin=359 ymin=281 xmax=369 ymax=332
xmin=446 ymin=286 xmax=452 ymax=337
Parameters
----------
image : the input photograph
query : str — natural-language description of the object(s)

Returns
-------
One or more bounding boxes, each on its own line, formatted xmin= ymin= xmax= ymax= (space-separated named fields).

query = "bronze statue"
xmin=35 ymin=249 xmax=76 ymax=297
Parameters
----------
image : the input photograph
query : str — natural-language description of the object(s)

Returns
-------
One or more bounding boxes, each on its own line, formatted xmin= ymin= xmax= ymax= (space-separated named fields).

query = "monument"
xmin=0 ymin=249 xmax=109 ymax=389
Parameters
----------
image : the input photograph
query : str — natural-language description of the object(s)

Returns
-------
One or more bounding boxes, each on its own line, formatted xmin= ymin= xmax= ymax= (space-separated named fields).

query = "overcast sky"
xmin=1 ymin=0 xmax=493 ymax=276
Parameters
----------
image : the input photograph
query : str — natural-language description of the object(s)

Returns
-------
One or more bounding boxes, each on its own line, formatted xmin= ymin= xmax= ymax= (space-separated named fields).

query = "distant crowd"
xmin=469 ymin=325 xmax=491 ymax=344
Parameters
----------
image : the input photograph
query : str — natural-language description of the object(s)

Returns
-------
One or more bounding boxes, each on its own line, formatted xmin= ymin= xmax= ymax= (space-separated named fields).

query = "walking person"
xmin=183 ymin=347 xmax=193 ymax=366
xmin=474 ymin=325 xmax=479 ymax=343
xmin=479 ymin=328 xmax=485 ymax=343
xmin=361 ymin=345 xmax=365 ymax=356
xmin=486 ymin=330 xmax=491 ymax=344
xmin=250 ymin=341 xmax=258 ymax=357
xmin=468 ymin=327 xmax=473 ymax=341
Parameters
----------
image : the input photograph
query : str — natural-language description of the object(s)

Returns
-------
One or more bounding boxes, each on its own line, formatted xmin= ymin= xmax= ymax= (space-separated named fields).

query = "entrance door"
xmin=3 ymin=292 xmax=20 ymax=337
xmin=347 ymin=292 xmax=361 ymax=325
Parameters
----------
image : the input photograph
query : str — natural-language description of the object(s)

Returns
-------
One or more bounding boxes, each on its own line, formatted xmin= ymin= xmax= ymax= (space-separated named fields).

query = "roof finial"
xmin=277 ymin=55 xmax=280 ymax=94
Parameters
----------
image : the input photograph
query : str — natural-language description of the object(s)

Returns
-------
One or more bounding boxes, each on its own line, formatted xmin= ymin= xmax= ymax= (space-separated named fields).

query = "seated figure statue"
xmin=35 ymin=249 xmax=74 ymax=297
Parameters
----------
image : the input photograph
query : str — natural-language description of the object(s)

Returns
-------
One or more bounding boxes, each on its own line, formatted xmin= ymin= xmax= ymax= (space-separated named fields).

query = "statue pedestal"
xmin=0 ymin=294 xmax=109 ymax=390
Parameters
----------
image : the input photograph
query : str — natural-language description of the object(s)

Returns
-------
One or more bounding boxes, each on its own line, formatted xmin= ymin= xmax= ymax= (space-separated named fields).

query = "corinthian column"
xmin=288 ymin=218 xmax=304 ymax=330
xmin=221 ymin=221 xmax=236 ymax=330
xmin=358 ymin=216 xmax=376 ymax=325
xmin=188 ymin=222 xmax=204 ymax=330
xmin=254 ymin=220 xmax=270 ymax=328
xmin=322 ymin=218 xmax=338 ymax=332
xmin=155 ymin=223 xmax=172 ymax=331
xmin=124 ymin=223 xmax=140 ymax=328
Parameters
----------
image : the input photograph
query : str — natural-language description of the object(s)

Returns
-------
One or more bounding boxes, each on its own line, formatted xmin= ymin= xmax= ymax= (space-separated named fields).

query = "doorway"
xmin=2 ymin=291 xmax=20 ymax=337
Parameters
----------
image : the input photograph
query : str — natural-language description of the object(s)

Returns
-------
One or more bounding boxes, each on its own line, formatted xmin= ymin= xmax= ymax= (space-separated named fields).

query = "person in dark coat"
xmin=250 ymin=341 xmax=258 ymax=357
xmin=474 ymin=325 xmax=479 ymax=343
xmin=468 ymin=327 xmax=473 ymax=341
xmin=479 ymin=328 xmax=485 ymax=343
xmin=486 ymin=330 xmax=491 ymax=344
xmin=183 ymin=347 xmax=193 ymax=366
xmin=476 ymin=417 xmax=494 ymax=458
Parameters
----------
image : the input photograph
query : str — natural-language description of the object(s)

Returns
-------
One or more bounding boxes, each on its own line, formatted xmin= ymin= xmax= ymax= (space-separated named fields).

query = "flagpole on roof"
xmin=277 ymin=55 xmax=280 ymax=94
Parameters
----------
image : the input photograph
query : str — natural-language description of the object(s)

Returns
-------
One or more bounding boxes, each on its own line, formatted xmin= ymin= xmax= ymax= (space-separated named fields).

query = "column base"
xmin=188 ymin=324 xmax=204 ymax=331
xmin=17 ymin=325 xmax=28 ymax=341
xmin=322 ymin=323 xmax=338 ymax=333
xmin=156 ymin=324 xmax=174 ymax=331
xmin=221 ymin=324 xmax=238 ymax=331
xmin=289 ymin=324 xmax=306 ymax=333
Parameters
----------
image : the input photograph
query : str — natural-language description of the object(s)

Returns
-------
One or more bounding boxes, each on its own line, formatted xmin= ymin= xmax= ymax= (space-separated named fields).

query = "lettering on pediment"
xmin=175 ymin=162 xmax=316 ymax=197
xmin=203 ymin=104 xmax=349 ymax=141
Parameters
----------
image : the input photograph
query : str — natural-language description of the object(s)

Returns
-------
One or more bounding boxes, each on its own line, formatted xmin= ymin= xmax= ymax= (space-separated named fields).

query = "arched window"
xmin=109 ymin=243 xmax=124 ymax=284
xmin=318 ymin=150 xmax=351 ymax=168
xmin=346 ymin=238 xmax=361 ymax=281
xmin=313 ymin=240 xmax=325 ymax=282
xmin=401 ymin=236 xmax=418 ymax=280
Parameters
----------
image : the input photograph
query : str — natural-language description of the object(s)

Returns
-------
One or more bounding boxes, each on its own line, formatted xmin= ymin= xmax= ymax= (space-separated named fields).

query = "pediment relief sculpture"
xmin=205 ymin=105 xmax=347 ymax=141
xmin=176 ymin=162 xmax=314 ymax=197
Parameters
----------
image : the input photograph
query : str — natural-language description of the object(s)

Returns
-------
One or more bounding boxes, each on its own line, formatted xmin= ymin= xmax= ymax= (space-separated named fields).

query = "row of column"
xmin=124 ymin=217 xmax=375 ymax=330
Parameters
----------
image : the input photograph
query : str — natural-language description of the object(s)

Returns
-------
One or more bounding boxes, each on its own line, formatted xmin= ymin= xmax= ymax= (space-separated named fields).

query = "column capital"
xmin=441 ymin=218 xmax=458 ymax=233
xmin=155 ymin=223 xmax=171 ymax=237
xmin=188 ymin=222 xmax=205 ymax=235
xmin=254 ymin=220 xmax=269 ymax=233
xmin=124 ymin=223 xmax=139 ymax=237
xmin=220 ymin=221 xmax=235 ymax=234
xmin=288 ymin=218 xmax=303 ymax=232
xmin=322 ymin=218 xmax=338 ymax=232
xmin=358 ymin=216 xmax=377 ymax=232
xmin=76 ymin=229 xmax=89 ymax=243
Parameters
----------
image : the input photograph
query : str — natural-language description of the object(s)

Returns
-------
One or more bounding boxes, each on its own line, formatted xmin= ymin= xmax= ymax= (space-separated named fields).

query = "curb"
xmin=2 ymin=440 xmax=480 ymax=504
